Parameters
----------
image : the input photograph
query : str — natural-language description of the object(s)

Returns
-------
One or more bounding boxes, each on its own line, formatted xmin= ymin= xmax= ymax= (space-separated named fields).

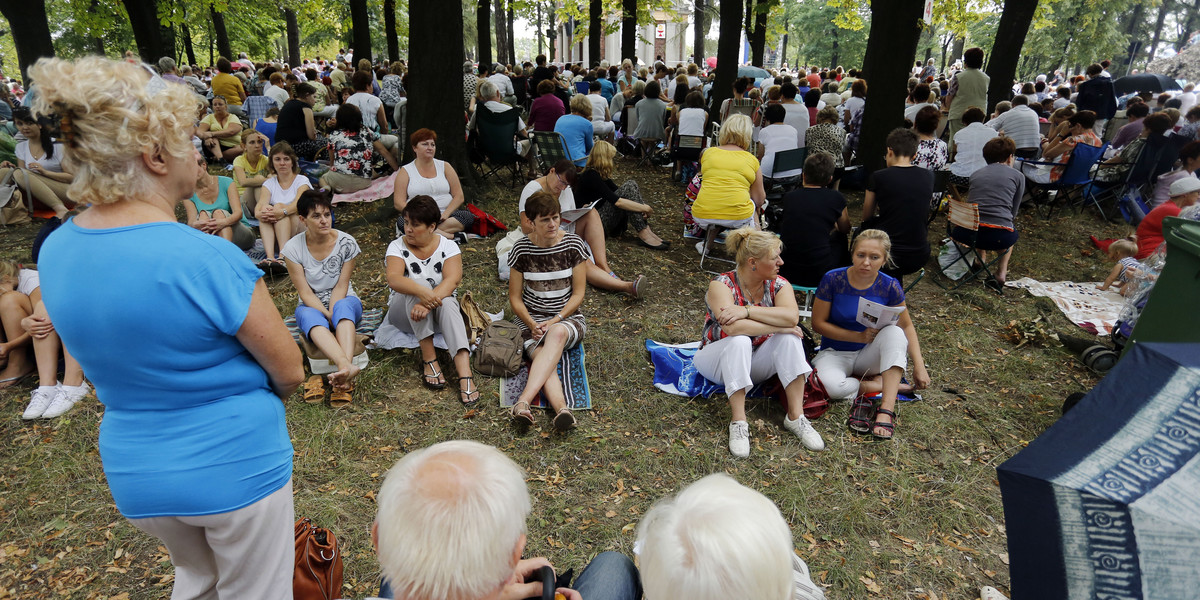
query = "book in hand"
xmin=560 ymin=201 xmax=598 ymax=224
xmin=855 ymin=297 xmax=905 ymax=329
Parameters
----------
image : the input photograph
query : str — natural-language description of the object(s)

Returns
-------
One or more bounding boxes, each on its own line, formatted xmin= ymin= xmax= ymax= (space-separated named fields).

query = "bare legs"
xmin=574 ymin=210 xmax=612 ymax=273
xmin=307 ymin=319 xmax=360 ymax=390
xmin=0 ymin=291 xmax=34 ymax=386
xmin=516 ymin=324 xmax=570 ymax=414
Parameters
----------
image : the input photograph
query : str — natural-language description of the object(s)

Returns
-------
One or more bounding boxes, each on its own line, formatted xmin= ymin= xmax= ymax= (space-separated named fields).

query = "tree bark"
xmin=211 ymin=5 xmax=232 ymax=61
xmin=537 ymin=2 xmax=544 ymax=56
xmin=181 ymin=21 xmax=197 ymax=66
xmin=1147 ymin=0 xmax=1172 ymax=64
xmin=621 ymin=0 xmax=637 ymax=60
xmin=349 ymin=0 xmax=372 ymax=65
xmin=549 ymin=3 xmax=558 ymax=61
xmin=830 ymin=26 xmax=839 ymax=69
xmin=123 ymin=0 xmax=166 ymax=63
xmin=407 ymin=0 xmax=472 ymax=180
xmin=507 ymin=1 xmax=516 ymax=65
xmin=694 ymin=0 xmax=707 ymax=64
xmin=750 ymin=0 xmax=770 ymax=67
xmin=986 ymin=0 xmax=1040 ymax=114
xmin=0 ymin=0 xmax=54 ymax=82
xmin=1121 ymin=4 xmax=1145 ymax=77
xmin=384 ymin=0 xmax=399 ymax=63
xmin=494 ymin=0 xmax=507 ymax=67
xmin=1176 ymin=0 xmax=1200 ymax=51
xmin=712 ymin=0 xmax=743 ymax=113
xmin=589 ymin=0 xmax=602 ymax=66
xmin=858 ymin=0 xmax=925 ymax=175
xmin=285 ymin=8 xmax=301 ymax=68
xmin=477 ymin=0 xmax=492 ymax=69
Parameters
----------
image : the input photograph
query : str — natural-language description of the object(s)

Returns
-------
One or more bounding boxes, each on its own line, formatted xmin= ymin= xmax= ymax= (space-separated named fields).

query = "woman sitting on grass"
xmin=197 ymin=95 xmax=244 ymax=163
xmin=1 ymin=262 xmax=88 ymax=418
xmin=572 ymin=140 xmax=669 ymax=250
xmin=692 ymin=228 xmax=823 ymax=458
xmin=810 ymin=230 xmax=931 ymax=440
xmin=282 ymin=190 xmax=362 ymax=407
xmin=384 ymin=196 xmax=478 ymax=406
xmin=508 ymin=191 xmax=589 ymax=432
xmin=185 ymin=154 xmax=255 ymax=251
xmin=318 ymin=103 xmax=398 ymax=194
xmin=232 ymin=130 xmax=271 ymax=220
xmin=0 ymin=106 xmax=76 ymax=221
xmin=393 ymin=128 xmax=474 ymax=240
xmin=256 ymin=141 xmax=312 ymax=270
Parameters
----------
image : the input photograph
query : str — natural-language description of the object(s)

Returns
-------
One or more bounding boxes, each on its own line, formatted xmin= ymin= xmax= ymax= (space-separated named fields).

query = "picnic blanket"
xmin=1005 ymin=277 xmax=1126 ymax=335
xmin=332 ymin=176 xmax=394 ymax=204
xmin=646 ymin=339 xmax=921 ymax=401
xmin=499 ymin=344 xmax=591 ymax=411
xmin=285 ymin=308 xmax=385 ymax=343
xmin=371 ymin=309 xmax=503 ymax=350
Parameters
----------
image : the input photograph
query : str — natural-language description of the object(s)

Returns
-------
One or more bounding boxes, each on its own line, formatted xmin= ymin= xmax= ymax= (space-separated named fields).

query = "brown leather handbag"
xmin=294 ymin=517 xmax=344 ymax=600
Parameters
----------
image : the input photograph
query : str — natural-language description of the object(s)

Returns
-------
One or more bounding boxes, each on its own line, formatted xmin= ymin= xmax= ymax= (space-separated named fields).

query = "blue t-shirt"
xmin=255 ymin=119 xmax=278 ymax=148
xmin=815 ymin=267 xmax=905 ymax=352
xmin=38 ymin=219 xmax=292 ymax=519
xmin=598 ymin=78 xmax=616 ymax=102
xmin=554 ymin=114 xmax=595 ymax=167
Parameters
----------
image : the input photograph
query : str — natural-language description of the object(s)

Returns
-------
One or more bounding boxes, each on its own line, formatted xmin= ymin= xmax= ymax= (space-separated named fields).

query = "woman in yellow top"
xmin=232 ymin=130 xmax=271 ymax=219
xmin=692 ymin=114 xmax=765 ymax=243
xmin=198 ymin=96 xmax=244 ymax=163
xmin=210 ymin=57 xmax=247 ymax=116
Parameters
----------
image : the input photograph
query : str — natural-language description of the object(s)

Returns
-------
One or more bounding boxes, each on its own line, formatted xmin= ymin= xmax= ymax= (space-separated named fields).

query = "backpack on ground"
xmin=472 ymin=320 xmax=524 ymax=376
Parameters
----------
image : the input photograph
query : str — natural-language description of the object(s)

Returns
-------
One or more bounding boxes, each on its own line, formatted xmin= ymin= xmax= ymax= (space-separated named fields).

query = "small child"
xmin=1099 ymin=239 xmax=1143 ymax=295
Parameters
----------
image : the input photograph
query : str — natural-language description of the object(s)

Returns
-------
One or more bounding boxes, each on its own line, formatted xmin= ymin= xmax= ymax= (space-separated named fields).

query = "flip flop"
xmin=458 ymin=376 xmax=479 ymax=407
xmin=0 ymin=368 xmax=36 ymax=390
xmin=422 ymin=360 xmax=446 ymax=390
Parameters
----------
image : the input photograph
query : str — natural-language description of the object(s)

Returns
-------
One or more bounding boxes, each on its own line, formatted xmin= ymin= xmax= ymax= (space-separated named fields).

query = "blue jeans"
xmin=377 ymin=551 xmax=640 ymax=600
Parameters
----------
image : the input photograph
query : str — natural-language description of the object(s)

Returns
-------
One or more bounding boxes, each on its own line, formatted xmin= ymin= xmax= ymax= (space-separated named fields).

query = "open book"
xmin=561 ymin=201 xmax=599 ymax=225
xmin=856 ymin=297 xmax=906 ymax=329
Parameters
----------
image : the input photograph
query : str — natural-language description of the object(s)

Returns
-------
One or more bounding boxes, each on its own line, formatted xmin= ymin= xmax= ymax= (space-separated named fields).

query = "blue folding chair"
xmin=1018 ymin=142 xmax=1108 ymax=219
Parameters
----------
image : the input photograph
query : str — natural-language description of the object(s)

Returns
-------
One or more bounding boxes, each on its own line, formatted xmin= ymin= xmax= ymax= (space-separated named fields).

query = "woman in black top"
xmin=275 ymin=82 xmax=325 ymax=158
xmin=777 ymin=153 xmax=851 ymax=287
xmin=573 ymin=141 xmax=670 ymax=250
xmin=860 ymin=129 xmax=932 ymax=282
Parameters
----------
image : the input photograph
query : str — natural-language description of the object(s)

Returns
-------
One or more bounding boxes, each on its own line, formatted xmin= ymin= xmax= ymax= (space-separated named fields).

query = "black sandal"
xmin=848 ymin=394 xmax=876 ymax=434
xmin=422 ymin=360 xmax=446 ymax=389
xmin=872 ymin=408 xmax=896 ymax=440
xmin=458 ymin=376 xmax=479 ymax=407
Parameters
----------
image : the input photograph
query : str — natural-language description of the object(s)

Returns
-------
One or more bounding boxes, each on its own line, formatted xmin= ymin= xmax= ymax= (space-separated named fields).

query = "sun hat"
xmin=1169 ymin=175 xmax=1200 ymax=197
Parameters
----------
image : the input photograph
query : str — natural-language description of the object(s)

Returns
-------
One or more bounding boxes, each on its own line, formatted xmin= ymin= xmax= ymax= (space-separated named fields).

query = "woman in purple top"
xmin=529 ymin=79 xmax=566 ymax=132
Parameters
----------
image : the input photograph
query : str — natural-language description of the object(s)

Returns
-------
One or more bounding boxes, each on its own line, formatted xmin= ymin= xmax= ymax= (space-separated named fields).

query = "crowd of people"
xmin=3 ymin=42 xmax=1200 ymax=599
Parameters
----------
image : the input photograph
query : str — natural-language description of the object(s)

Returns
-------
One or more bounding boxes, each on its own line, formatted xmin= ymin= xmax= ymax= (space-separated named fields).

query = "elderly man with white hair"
xmin=636 ymin=473 xmax=825 ymax=600
xmin=371 ymin=441 xmax=641 ymax=600
xmin=488 ymin=63 xmax=517 ymax=105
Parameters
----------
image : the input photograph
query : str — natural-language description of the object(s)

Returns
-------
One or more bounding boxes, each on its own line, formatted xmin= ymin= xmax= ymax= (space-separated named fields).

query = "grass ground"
xmin=0 ymin=160 xmax=1129 ymax=599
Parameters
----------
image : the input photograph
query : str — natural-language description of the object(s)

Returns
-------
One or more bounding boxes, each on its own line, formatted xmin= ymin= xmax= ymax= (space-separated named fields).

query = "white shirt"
xmin=781 ymin=103 xmax=810 ymax=147
xmin=467 ymin=100 xmax=526 ymax=131
xmin=677 ymin=108 xmax=707 ymax=136
xmin=402 ymin=160 xmax=454 ymax=211
xmin=17 ymin=269 xmax=39 ymax=296
xmin=280 ymin=230 xmax=360 ymax=307
xmin=15 ymin=141 xmax=66 ymax=173
xmin=587 ymin=94 xmax=609 ymax=122
xmin=264 ymin=85 xmax=289 ymax=108
xmin=987 ymin=104 xmax=1041 ymax=150
xmin=904 ymin=102 xmax=940 ymax=122
xmin=1179 ymin=91 xmax=1198 ymax=116
xmin=758 ymin=123 xmax=801 ymax=179
xmin=347 ymin=92 xmax=384 ymax=130
xmin=949 ymin=122 xmax=1000 ymax=178
xmin=519 ymin=179 xmax=576 ymax=215
xmin=386 ymin=235 xmax=461 ymax=297
xmin=263 ymin=175 xmax=312 ymax=206
xmin=488 ymin=73 xmax=515 ymax=98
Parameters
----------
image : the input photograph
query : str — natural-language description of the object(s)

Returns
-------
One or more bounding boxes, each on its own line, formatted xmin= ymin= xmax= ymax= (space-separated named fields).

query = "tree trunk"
xmin=858 ymin=0 xmax=925 ymax=175
xmin=284 ymin=8 xmax=301 ymax=68
xmin=507 ymin=1 xmax=516 ymax=65
xmin=408 ymin=0 xmax=472 ymax=180
xmin=694 ymin=0 xmax=707 ymax=65
xmin=384 ymin=0 xmax=399 ymax=62
xmin=744 ymin=0 xmax=755 ymax=41
xmin=779 ymin=31 xmax=788 ymax=71
xmin=939 ymin=34 xmax=951 ymax=73
xmin=1121 ymin=5 xmax=1145 ymax=76
xmin=750 ymin=0 xmax=770 ymax=67
xmin=0 ymin=0 xmax=54 ymax=82
xmin=123 ymin=0 xmax=166 ymax=63
xmin=830 ymin=26 xmax=840 ymax=69
xmin=477 ymin=0 xmax=492 ymax=69
xmin=1176 ymin=0 xmax=1200 ymax=51
xmin=986 ymin=0 xmax=1040 ymax=114
xmin=549 ymin=4 xmax=558 ymax=61
xmin=349 ymin=0 xmax=372 ymax=65
xmin=1147 ymin=0 xmax=1172 ymax=64
xmin=621 ymin=0 xmax=637 ymax=60
xmin=589 ymin=0 xmax=602 ymax=66
xmin=712 ymin=0 xmax=743 ymax=113
xmin=537 ymin=2 xmax=544 ymax=56
xmin=181 ymin=21 xmax=197 ymax=66
xmin=494 ymin=0 xmax=507 ymax=67
xmin=211 ymin=5 xmax=232 ymax=60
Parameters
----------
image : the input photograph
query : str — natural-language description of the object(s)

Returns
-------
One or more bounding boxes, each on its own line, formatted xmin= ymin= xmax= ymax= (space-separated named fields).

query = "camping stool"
xmin=698 ymin=224 xmax=736 ymax=274
xmin=298 ymin=332 xmax=371 ymax=375
xmin=790 ymin=284 xmax=818 ymax=321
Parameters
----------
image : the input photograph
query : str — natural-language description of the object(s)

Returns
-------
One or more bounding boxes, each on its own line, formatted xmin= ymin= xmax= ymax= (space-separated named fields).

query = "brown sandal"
xmin=553 ymin=408 xmax=577 ymax=431
xmin=511 ymin=400 xmax=534 ymax=428
xmin=303 ymin=375 xmax=326 ymax=403
xmin=329 ymin=382 xmax=354 ymax=408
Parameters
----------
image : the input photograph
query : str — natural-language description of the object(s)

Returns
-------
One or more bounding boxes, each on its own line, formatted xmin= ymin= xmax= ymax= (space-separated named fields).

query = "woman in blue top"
xmin=554 ymin=94 xmax=596 ymax=167
xmin=30 ymin=56 xmax=303 ymax=598
xmin=184 ymin=154 xmax=256 ymax=250
xmin=811 ymin=230 xmax=930 ymax=440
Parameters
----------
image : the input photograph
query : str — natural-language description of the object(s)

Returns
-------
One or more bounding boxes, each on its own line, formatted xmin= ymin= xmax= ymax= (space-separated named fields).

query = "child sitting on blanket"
xmin=507 ymin=191 xmax=588 ymax=432
xmin=1098 ymin=240 xmax=1143 ymax=296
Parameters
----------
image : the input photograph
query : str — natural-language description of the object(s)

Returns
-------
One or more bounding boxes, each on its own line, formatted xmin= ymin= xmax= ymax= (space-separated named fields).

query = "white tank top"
xmin=403 ymin=159 xmax=453 ymax=211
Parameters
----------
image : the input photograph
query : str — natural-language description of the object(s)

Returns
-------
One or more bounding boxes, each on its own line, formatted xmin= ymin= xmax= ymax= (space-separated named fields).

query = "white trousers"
xmin=811 ymin=325 xmax=908 ymax=400
xmin=693 ymin=333 xmax=812 ymax=397
xmin=128 ymin=480 xmax=295 ymax=600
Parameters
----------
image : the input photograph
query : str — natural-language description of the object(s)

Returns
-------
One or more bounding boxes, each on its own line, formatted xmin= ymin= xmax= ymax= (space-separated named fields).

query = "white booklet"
xmin=561 ymin=201 xmax=599 ymax=224
xmin=856 ymin=297 xmax=906 ymax=329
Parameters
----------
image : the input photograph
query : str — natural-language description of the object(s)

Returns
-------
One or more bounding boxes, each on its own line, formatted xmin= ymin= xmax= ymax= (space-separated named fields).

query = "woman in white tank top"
xmin=391 ymin=129 xmax=475 ymax=239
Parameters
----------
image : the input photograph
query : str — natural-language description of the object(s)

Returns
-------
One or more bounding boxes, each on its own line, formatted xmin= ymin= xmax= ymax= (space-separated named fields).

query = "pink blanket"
xmin=332 ymin=176 xmax=394 ymax=204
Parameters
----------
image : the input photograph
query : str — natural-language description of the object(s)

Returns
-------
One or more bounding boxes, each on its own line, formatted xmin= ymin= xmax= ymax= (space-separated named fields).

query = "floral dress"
xmin=913 ymin=138 xmax=948 ymax=171
xmin=328 ymin=127 xmax=380 ymax=178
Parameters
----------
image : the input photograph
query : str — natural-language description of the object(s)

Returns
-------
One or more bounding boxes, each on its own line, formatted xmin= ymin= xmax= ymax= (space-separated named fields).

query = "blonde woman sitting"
xmin=572 ymin=140 xmax=669 ymax=250
xmin=692 ymin=114 xmax=766 ymax=252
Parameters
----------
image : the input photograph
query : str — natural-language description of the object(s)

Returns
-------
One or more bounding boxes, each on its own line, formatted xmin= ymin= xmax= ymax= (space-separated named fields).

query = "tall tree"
xmin=548 ymin=3 xmax=557 ymax=60
xmin=693 ymin=0 xmax=708 ymax=63
xmin=181 ymin=21 xmax=197 ymax=66
xmin=986 ymin=0 xmax=1039 ymax=112
xmin=210 ymin=4 xmax=233 ymax=60
xmin=536 ymin=2 xmax=544 ymax=56
xmin=384 ymin=0 xmax=400 ymax=62
xmin=1176 ymin=0 xmax=1200 ymax=51
xmin=589 ymin=0 xmax=602 ymax=66
xmin=621 ymin=0 xmax=636 ymax=60
xmin=284 ymin=8 xmax=301 ymax=67
xmin=750 ymin=0 xmax=773 ymax=67
xmin=407 ymin=0 xmax=470 ymax=177
xmin=1147 ymin=0 xmax=1172 ymax=64
xmin=857 ymin=0 xmax=924 ymax=174
xmin=0 ymin=0 xmax=54 ymax=82
xmin=494 ymin=0 xmax=508 ymax=67
xmin=507 ymin=1 xmax=516 ymax=64
xmin=123 ymin=0 xmax=168 ymax=62
xmin=712 ymin=0 xmax=743 ymax=114
xmin=349 ymin=0 xmax=372 ymax=65
xmin=477 ymin=0 xmax=492 ymax=68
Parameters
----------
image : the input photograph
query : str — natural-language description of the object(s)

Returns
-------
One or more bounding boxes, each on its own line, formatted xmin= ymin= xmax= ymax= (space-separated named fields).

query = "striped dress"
xmin=507 ymin=233 xmax=590 ymax=349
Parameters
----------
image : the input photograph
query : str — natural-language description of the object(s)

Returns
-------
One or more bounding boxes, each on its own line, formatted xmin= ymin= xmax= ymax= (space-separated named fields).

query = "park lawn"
xmin=0 ymin=161 xmax=1129 ymax=599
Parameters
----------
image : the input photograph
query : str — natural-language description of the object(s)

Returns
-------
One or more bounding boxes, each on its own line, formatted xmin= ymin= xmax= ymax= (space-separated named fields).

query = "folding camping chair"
xmin=935 ymin=198 xmax=1007 ymax=291
xmin=472 ymin=107 xmax=525 ymax=188
xmin=1017 ymin=142 xmax=1108 ymax=219
xmin=1080 ymin=135 xmax=1165 ymax=221
xmin=532 ymin=130 xmax=587 ymax=173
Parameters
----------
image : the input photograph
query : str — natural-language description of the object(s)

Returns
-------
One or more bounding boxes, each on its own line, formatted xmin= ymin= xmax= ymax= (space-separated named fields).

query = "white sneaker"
xmin=22 ymin=385 xmax=59 ymax=420
xmin=41 ymin=382 xmax=90 ymax=419
xmin=728 ymin=420 xmax=750 ymax=457
xmin=784 ymin=414 xmax=825 ymax=451
xmin=695 ymin=240 xmax=706 ymax=256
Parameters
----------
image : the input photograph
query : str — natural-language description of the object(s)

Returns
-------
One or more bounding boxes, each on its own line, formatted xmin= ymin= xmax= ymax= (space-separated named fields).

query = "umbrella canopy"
xmin=1113 ymin=73 xmax=1182 ymax=95
xmin=998 ymin=342 xmax=1200 ymax=600
xmin=737 ymin=65 xmax=770 ymax=80
xmin=706 ymin=56 xmax=717 ymax=70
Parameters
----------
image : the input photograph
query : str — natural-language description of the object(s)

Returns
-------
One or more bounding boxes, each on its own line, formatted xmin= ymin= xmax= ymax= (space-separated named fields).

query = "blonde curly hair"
xmin=29 ymin=56 xmax=200 ymax=207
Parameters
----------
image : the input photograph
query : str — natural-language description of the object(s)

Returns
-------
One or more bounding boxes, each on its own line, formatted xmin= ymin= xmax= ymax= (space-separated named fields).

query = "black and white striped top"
xmin=507 ymin=233 xmax=590 ymax=321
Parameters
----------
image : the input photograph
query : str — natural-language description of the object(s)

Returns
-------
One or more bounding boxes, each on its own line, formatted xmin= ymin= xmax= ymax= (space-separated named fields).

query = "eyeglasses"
xmin=556 ymin=175 xmax=569 ymax=188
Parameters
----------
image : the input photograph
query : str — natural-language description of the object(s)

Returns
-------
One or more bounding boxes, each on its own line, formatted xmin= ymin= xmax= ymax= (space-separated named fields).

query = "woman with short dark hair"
xmin=958 ymin=136 xmax=1024 ymax=291
xmin=318 ymin=103 xmax=399 ymax=193
xmin=911 ymin=105 xmax=947 ymax=171
xmin=275 ymin=82 xmax=325 ymax=158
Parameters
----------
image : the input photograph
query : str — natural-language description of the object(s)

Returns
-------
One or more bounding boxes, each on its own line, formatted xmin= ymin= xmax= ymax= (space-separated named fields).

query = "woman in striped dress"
xmin=507 ymin=191 xmax=589 ymax=431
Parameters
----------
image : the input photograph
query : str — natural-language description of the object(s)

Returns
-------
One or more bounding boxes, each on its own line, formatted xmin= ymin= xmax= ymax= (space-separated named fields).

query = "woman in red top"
xmin=1136 ymin=176 xmax=1200 ymax=259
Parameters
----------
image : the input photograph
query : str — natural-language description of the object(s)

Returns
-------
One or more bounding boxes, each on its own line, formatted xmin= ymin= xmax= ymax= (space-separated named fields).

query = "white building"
xmin=553 ymin=0 xmax=692 ymax=67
